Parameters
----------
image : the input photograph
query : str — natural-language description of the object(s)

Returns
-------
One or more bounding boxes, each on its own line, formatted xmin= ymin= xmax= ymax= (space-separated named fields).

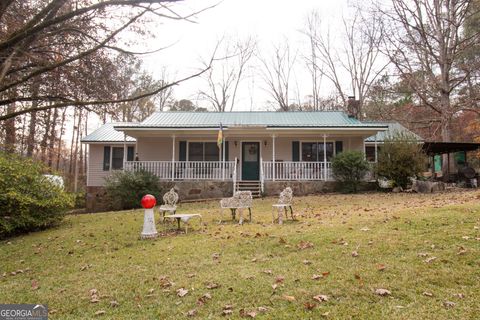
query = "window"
xmin=188 ymin=142 xmax=219 ymax=161
xmin=301 ymin=142 xmax=334 ymax=161
xmin=103 ymin=146 xmax=135 ymax=171
xmin=111 ymin=147 xmax=124 ymax=170
xmin=365 ymin=145 xmax=381 ymax=162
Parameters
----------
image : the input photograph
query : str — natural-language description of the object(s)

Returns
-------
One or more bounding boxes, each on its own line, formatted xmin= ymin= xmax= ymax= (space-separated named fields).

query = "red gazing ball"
xmin=141 ymin=194 xmax=156 ymax=209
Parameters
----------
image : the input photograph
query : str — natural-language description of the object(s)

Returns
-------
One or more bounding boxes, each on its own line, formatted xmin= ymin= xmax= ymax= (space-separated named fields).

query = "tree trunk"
xmin=4 ymin=103 xmax=16 ymax=153
xmin=440 ymin=92 xmax=452 ymax=176
xmin=69 ymin=108 xmax=77 ymax=175
xmin=56 ymin=107 xmax=67 ymax=171
xmin=47 ymin=107 xmax=58 ymax=168
xmin=26 ymin=111 xmax=37 ymax=157
xmin=40 ymin=108 xmax=52 ymax=163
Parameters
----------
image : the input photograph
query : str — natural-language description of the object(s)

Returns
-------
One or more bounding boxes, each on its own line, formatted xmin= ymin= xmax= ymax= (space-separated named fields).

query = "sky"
xmin=139 ymin=0 xmax=353 ymax=111
xmin=85 ymin=0 xmax=358 ymax=135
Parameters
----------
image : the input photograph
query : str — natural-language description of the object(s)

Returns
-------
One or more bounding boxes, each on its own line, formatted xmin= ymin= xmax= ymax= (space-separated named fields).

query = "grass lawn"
xmin=1 ymin=190 xmax=480 ymax=319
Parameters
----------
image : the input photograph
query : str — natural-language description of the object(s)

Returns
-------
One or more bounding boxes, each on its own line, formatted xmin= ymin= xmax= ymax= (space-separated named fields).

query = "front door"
xmin=242 ymin=142 xmax=260 ymax=180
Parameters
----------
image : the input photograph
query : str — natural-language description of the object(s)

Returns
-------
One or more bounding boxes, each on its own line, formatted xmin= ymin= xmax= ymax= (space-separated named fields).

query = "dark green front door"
xmin=242 ymin=142 xmax=260 ymax=180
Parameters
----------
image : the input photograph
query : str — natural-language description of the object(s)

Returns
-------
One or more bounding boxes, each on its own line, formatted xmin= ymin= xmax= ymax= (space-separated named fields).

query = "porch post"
xmin=123 ymin=132 xmax=127 ymax=169
xmin=323 ymin=134 xmax=327 ymax=181
xmin=374 ymin=134 xmax=378 ymax=163
xmin=171 ymin=135 xmax=175 ymax=181
xmin=222 ymin=137 xmax=226 ymax=180
xmin=272 ymin=135 xmax=276 ymax=181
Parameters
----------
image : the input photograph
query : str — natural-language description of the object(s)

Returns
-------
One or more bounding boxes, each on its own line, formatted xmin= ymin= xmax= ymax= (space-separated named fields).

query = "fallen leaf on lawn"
xmin=222 ymin=309 xmax=233 ymax=316
xmin=239 ymin=308 xmax=257 ymax=318
xmin=212 ymin=253 xmax=220 ymax=260
xmin=321 ymin=311 xmax=330 ymax=317
xmin=275 ymin=276 xmax=284 ymax=283
xmin=322 ymin=271 xmax=330 ymax=277
xmin=197 ymin=292 xmax=212 ymax=306
xmin=90 ymin=297 xmax=100 ymax=303
xmin=297 ymin=241 xmax=314 ymax=250
xmin=263 ymin=270 xmax=272 ymax=275
xmin=457 ymin=247 xmax=467 ymax=255
xmin=251 ymin=258 xmax=257 ymax=262
xmin=257 ymin=306 xmax=268 ymax=313
xmin=148 ymin=288 xmax=154 ymax=294
xmin=422 ymin=291 xmax=433 ymax=297
xmin=351 ymin=251 xmax=359 ymax=257
xmin=313 ymin=295 xmax=329 ymax=302
xmin=375 ymin=288 xmax=391 ymax=296
xmin=312 ymin=274 xmax=323 ymax=280
xmin=271 ymin=284 xmax=278 ymax=290
xmin=360 ymin=227 xmax=370 ymax=231
xmin=94 ymin=310 xmax=105 ymax=316
xmin=110 ymin=300 xmax=119 ymax=308
xmin=80 ymin=264 xmax=90 ymax=271
xmin=417 ymin=252 xmax=429 ymax=257
xmin=424 ymin=257 xmax=437 ymax=263
xmin=187 ymin=273 xmax=196 ymax=278
xmin=303 ymin=302 xmax=315 ymax=310
xmin=283 ymin=295 xmax=296 ymax=302
xmin=89 ymin=289 xmax=98 ymax=296
xmin=206 ymin=282 xmax=220 ymax=289
xmin=453 ymin=293 xmax=465 ymax=299
xmin=31 ymin=280 xmax=39 ymax=290
xmin=377 ymin=264 xmax=386 ymax=271
xmin=443 ymin=301 xmax=456 ymax=308
xmin=186 ymin=309 xmax=197 ymax=317
xmin=177 ymin=288 xmax=189 ymax=297
xmin=303 ymin=260 xmax=312 ymax=265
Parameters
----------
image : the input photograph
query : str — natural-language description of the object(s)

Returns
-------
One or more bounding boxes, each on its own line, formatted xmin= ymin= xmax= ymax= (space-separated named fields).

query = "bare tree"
xmin=381 ymin=0 xmax=480 ymax=142
xmin=303 ymin=11 xmax=324 ymax=111
xmin=199 ymin=36 xmax=256 ymax=112
xmin=305 ymin=7 xmax=388 ymax=117
xmin=0 ymin=0 xmax=214 ymax=122
xmin=258 ymin=40 xmax=298 ymax=111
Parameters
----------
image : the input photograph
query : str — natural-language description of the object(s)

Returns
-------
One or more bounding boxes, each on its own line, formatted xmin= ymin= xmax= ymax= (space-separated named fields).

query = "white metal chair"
xmin=158 ymin=188 xmax=178 ymax=223
xmin=220 ymin=191 xmax=253 ymax=224
xmin=272 ymin=187 xmax=294 ymax=224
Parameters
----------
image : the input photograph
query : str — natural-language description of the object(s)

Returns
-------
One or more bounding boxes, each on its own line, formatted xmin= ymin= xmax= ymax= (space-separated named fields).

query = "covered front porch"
xmin=117 ymin=126 xmax=382 ymax=190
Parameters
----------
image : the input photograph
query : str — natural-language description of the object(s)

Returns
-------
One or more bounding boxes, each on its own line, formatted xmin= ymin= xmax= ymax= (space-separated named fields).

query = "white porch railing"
xmin=262 ymin=161 xmax=333 ymax=181
xmin=124 ymin=161 xmax=236 ymax=181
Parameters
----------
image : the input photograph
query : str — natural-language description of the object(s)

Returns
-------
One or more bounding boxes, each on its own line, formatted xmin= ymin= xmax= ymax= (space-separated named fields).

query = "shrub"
xmin=0 ymin=153 xmax=74 ymax=239
xmin=331 ymin=151 xmax=370 ymax=193
xmin=105 ymin=170 xmax=163 ymax=210
xmin=375 ymin=132 xmax=427 ymax=188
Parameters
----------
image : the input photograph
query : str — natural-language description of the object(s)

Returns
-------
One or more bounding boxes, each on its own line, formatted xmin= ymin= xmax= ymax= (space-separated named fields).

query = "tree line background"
xmin=1 ymin=0 xmax=479 ymax=192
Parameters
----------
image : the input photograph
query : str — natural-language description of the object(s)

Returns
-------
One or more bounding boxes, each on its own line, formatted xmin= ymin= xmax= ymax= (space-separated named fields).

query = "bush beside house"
xmin=332 ymin=151 xmax=370 ymax=193
xmin=0 ymin=153 xmax=74 ymax=239
xmin=105 ymin=170 xmax=163 ymax=210
xmin=375 ymin=133 xmax=427 ymax=188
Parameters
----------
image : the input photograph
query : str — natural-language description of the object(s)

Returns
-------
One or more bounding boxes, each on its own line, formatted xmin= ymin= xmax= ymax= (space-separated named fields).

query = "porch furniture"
xmin=272 ymin=187 xmax=294 ymax=224
xmin=220 ymin=191 xmax=253 ymax=224
xmin=158 ymin=188 xmax=178 ymax=223
xmin=163 ymin=213 xmax=203 ymax=234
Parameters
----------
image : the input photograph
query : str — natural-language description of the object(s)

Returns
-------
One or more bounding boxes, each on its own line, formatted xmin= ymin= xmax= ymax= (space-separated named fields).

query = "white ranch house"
xmin=82 ymin=111 xmax=395 ymax=211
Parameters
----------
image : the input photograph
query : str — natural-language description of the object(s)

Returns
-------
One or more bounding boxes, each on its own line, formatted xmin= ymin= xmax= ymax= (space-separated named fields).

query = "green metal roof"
xmin=115 ymin=111 xmax=387 ymax=128
xmin=82 ymin=112 xmax=390 ymax=143
xmin=81 ymin=123 xmax=136 ymax=143
xmin=365 ymin=121 xmax=423 ymax=142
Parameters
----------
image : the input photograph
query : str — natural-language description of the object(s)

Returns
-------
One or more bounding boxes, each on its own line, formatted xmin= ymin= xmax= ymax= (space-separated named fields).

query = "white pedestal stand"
xmin=141 ymin=208 xmax=158 ymax=239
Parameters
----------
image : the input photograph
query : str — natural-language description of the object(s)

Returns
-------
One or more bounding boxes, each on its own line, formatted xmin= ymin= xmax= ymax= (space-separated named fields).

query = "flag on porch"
xmin=217 ymin=123 xmax=223 ymax=149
